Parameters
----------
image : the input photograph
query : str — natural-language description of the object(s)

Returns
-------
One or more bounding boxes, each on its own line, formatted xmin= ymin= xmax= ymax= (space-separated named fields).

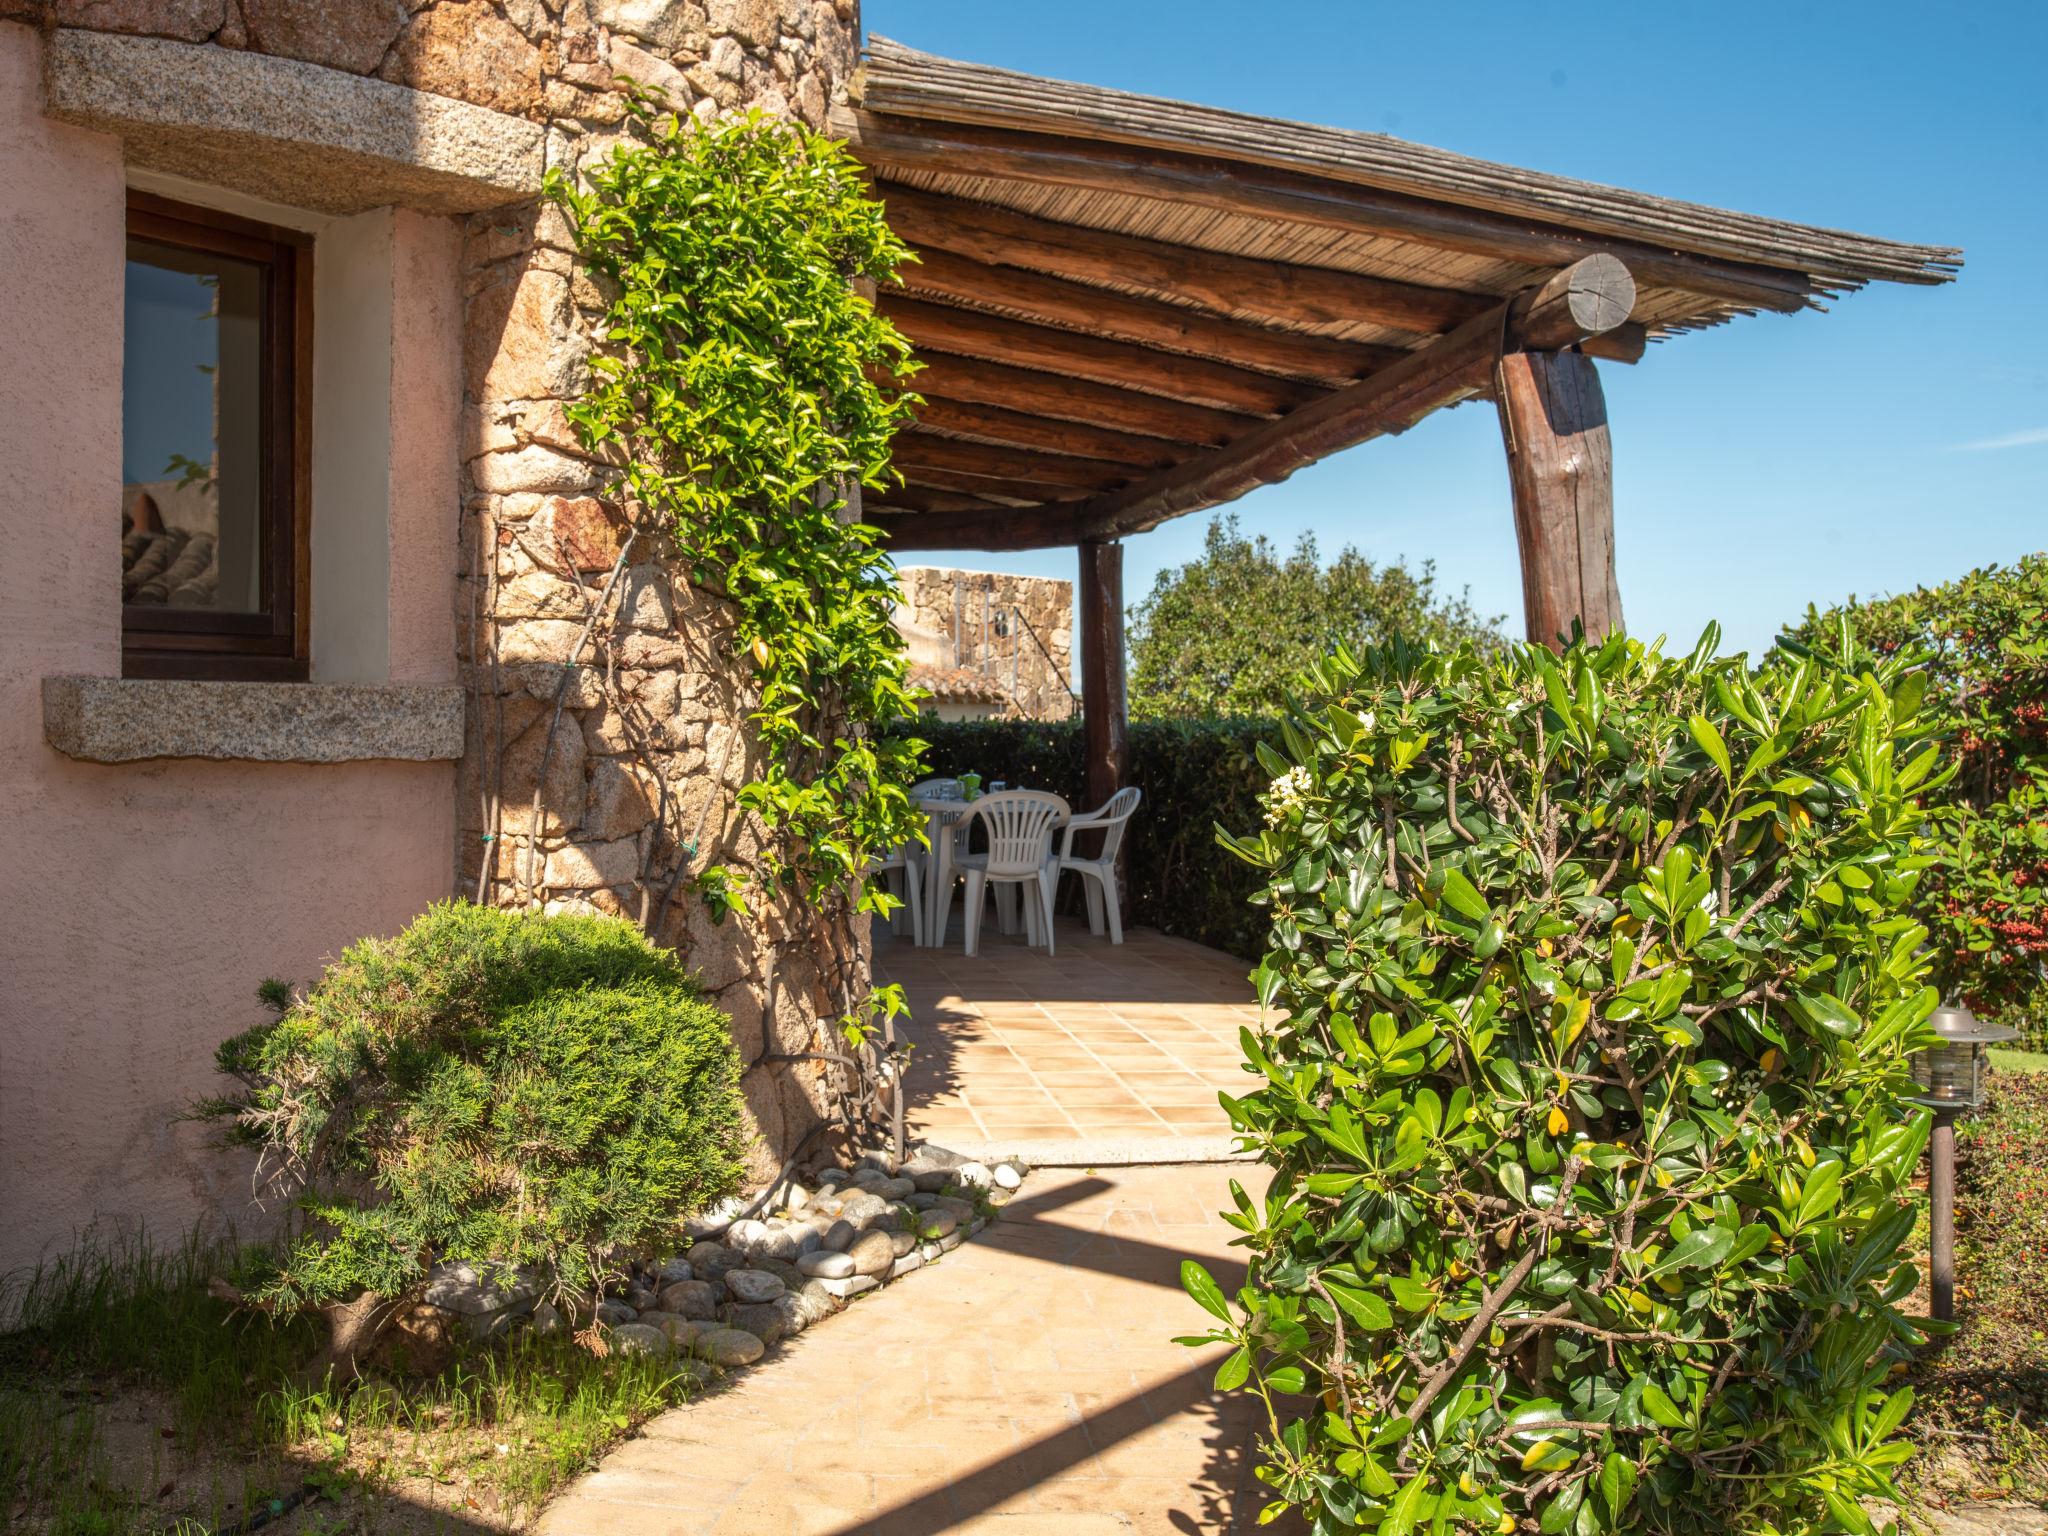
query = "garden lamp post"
xmin=1909 ymin=1002 xmax=2020 ymax=1321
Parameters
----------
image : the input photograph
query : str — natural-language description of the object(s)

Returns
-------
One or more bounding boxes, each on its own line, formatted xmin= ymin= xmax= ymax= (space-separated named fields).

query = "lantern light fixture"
xmin=1910 ymin=1002 xmax=2020 ymax=1112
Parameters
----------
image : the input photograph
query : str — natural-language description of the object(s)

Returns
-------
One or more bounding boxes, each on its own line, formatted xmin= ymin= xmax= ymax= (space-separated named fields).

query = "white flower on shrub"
xmin=1264 ymin=765 xmax=1314 ymax=826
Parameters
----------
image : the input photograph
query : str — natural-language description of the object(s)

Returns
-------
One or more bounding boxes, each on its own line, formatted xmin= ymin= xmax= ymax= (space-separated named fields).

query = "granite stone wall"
xmin=896 ymin=564 xmax=1077 ymax=721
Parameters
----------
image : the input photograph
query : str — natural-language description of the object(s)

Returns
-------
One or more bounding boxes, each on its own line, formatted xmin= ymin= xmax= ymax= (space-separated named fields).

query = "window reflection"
xmin=122 ymin=239 xmax=266 ymax=614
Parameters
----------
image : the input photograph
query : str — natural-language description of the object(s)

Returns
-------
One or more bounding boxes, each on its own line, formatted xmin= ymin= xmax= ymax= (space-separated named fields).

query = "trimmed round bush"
xmin=1185 ymin=631 xmax=1941 ymax=1535
xmin=202 ymin=901 xmax=746 ymax=1374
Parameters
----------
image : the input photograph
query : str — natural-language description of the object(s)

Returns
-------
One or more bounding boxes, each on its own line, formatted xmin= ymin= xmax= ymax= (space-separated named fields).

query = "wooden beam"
xmin=897 ymin=464 xmax=1094 ymax=503
xmin=882 ymin=296 xmax=1320 ymax=417
xmin=1497 ymin=350 xmax=1621 ymax=647
xmin=1079 ymin=538 xmax=1128 ymax=817
xmin=899 ymin=244 xmax=1401 ymax=383
xmin=894 ymin=350 xmax=1255 ymax=446
xmin=871 ymin=503 xmax=1090 ymax=551
xmin=836 ymin=107 xmax=1818 ymax=315
xmin=1071 ymin=255 xmax=1633 ymax=540
xmin=867 ymin=482 xmax=1013 ymax=515
xmin=880 ymin=180 xmax=1491 ymax=336
xmin=892 ymin=431 xmax=1134 ymax=491
xmin=908 ymin=395 xmax=1188 ymax=469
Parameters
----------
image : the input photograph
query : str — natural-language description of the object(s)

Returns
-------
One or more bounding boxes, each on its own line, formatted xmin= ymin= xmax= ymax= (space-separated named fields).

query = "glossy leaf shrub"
xmin=1183 ymin=631 xmax=1942 ymax=1535
xmin=1780 ymin=555 xmax=2048 ymax=1045
xmin=198 ymin=902 xmax=745 ymax=1376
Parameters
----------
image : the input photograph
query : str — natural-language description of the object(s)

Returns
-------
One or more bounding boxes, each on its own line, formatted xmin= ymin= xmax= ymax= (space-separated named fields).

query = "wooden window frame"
xmin=122 ymin=191 xmax=313 ymax=682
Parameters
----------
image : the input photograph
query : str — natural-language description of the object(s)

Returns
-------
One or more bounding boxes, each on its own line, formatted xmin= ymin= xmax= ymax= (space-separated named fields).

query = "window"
xmin=122 ymin=192 xmax=310 ymax=680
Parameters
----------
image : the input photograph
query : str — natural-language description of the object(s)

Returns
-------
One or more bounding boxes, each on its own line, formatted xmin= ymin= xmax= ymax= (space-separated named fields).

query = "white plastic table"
xmin=912 ymin=790 xmax=972 ymax=946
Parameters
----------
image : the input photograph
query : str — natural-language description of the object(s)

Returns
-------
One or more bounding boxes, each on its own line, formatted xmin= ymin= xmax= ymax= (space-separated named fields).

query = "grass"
xmin=1902 ymin=1060 xmax=2048 ymax=1509
xmin=0 ymin=1230 xmax=701 ymax=1533
xmin=1991 ymin=1045 xmax=2048 ymax=1077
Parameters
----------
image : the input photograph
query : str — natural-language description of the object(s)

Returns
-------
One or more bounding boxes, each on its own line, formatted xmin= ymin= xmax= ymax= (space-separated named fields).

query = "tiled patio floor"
xmin=873 ymin=920 xmax=1260 ymax=1161
xmin=534 ymin=1164 xmax=1288 ymax=1536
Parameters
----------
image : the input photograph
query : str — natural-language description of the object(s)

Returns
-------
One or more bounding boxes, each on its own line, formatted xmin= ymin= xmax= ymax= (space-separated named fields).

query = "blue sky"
xmin=864 ymin=0 xmax=2047 ymax=657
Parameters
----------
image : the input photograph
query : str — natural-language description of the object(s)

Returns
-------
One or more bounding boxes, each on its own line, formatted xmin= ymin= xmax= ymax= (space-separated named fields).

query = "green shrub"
xmin=908 ymin=716 xmax=1272 ymax=957
xmin=1183 ymin=630 xmax=1942 ymax=1535
xmin=1780 ymin=554 xmax=2048 ymax=1046
xmin=200 ymin=902 xmax=746 ymax=1376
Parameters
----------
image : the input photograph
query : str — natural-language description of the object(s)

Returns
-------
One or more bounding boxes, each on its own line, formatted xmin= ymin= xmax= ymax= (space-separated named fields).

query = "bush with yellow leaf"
xmin=1182 ymin=627 xmax=1945 ymax=1534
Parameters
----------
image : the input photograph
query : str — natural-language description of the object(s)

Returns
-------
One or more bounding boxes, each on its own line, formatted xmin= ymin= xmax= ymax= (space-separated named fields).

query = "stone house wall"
xmin=12 ymin=0 xmax=869 ymax=1196
xmin=895 ymin=565 xmax=1077 ymax=722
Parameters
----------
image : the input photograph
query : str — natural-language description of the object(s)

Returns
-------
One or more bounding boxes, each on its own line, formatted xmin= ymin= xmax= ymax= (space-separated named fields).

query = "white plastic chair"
xmin=868 ymin=844 xmax=925 ymax=946
xmin=1053 ymin=786 xmax=1142 ymax=944
xmin=946 ymin=791 xmax=1069 ymax=957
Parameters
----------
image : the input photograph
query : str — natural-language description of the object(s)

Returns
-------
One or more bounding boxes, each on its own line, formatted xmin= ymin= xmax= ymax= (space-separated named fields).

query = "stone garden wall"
xmin=896 ymin=564 xmax=1077 ymax=721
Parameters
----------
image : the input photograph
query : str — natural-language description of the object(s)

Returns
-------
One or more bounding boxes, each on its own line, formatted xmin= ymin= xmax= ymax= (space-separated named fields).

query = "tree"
xmin=1127 ymin=514 xmax=1503 ymax=719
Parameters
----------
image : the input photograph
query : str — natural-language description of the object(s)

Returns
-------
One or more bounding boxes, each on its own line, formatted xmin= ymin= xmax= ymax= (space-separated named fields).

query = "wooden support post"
xmin=1078 ymin=538 xmax=1127 ymax=817
xmin=1496 ymin=349 xmax=1622 ymax=647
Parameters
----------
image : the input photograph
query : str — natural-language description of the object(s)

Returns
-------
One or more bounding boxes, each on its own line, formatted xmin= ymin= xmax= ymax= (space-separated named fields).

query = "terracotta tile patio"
xmin=535 ymin=1164 xmax=1291 ymax=1536
xmin=873 ymin=920 xmax=1261 ymax=1161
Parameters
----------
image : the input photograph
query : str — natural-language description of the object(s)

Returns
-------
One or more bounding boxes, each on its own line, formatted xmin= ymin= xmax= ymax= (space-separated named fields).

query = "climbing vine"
xmin=542 ymin=105 xmax=926 ymax=1041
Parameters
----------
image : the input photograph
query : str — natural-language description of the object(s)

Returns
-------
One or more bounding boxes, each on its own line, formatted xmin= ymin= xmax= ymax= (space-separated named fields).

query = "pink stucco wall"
xmin=0 ymin=23 xmax=461 ymax=1278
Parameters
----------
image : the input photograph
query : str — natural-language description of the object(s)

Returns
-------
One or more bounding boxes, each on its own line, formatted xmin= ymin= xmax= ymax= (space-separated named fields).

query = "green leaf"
xmin=1213 ymin=1346 xmax=1250 ymax=1391
xmin=1640 ymin=1382 xmax=1688 ymax=1429
xmin=1181 ymin=1261 xmax=1232 ymax=1323
xmin=1326 ymin=1282 xmax=1394 ymax=1332
xmin=1439 ymin=868 xmax=1490 ymax=923
xmin=1377 ymin=1474 xmax=1429 ymax=1536
xmin=1688 ymin=714 xmax=1733 ymax=781
xmin=1599 ymin=1453 xmax=1637 ymax=1520
xmin=1650 ymin=1226 xmax=1734 ymax=1274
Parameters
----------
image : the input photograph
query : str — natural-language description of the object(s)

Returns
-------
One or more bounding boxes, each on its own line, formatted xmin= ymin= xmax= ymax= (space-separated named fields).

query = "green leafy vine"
xmin=543 ymin=106 xmax=926 ymax=1041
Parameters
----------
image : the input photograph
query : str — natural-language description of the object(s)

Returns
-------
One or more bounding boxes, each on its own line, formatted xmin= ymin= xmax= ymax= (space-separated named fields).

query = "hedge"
xmin=906 ymin=717 xmax=1274 ymax=959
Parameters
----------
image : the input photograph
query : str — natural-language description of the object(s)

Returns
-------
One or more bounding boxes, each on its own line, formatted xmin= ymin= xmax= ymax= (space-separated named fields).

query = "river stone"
xmin=530 ymin=1300 xmax=564 ymax=1337
xmin=655 ymin=1255 xmax=694 ymax=1283
xmin=724 ymin=1218 xmax=771 ymax=1254
xmin=755 ymin=1257 xmax=805 ymax=1289
xmin=932 ymin=1196 xmax=979 ymax=1224
xmin=821 ymin=1219 xmax=856 ymax=1252
xmin=993 ymin=1162 xmax=1023 ymax=1190
xmin=889 ymin=1229 xmax=918 ymax=1258
xmin=723 ymin=1301 xmax=787 ymax=1346
xmin=917 ymin=1209 xmax=960 ymax=1241
xmin=850 ymin=1166 xmax=889 ymax=1189
xmin=904 ymin=1191 xmax=939 ymax=1209
xmin=594 ymin=1299 xmax=637 ymax=1326
xmin=689 ymin=1242 xmax=748 ymax=1281
xmin=817 ymin=1274 xmax=879 ymax=1300
xmin=847 ymin=1229 xmax=896 ymax=1277
xmin=422 ymin=1260 xmax=544 ymax=1336
xmin=873 ymin=1177 xmax=917 ymax=1201
xmin=836 ymin=1192 xmax=889 ymax=1227
xmin=637 ymin=1311 xmax=699 ymax=1349
xmin=610 ymin=1323 xmax=669 ymax=1357
xmin=725 ymin=1268 xmax=786 ymax=1305
xmin=782 ymin=1183 xmax=811 ymax=1211
xmin=625 ymin=1284 xmax=659 ymax=1312
xmin=807 ymin=1193 xmax=845 ymax=1220
xmin=816 ymin=1167 xmax=849 ymax=1187
xmin=759 ymin=1225 xmax=802 ymax=1261
xmin=908 ymin=1169 xmax=954 ymax=1194
xmin=658 ymin=1279 xmax=720 ymax=1319
xmin=954 ymin=1161 xmax=993 ymax=1191
xmin=686 ymin=1195 xmax=746 ymax=1238
xmin=789 ymin=1279 xmax=839 ymax=1327
xmin=695 ymin=1327 xmax=765 ymax=1367
xmin=856 ymin=1148 xmax=897 ymax=1174
xmin=798 ymin=1249 xmax=854 ymax=1279
xmin=987 ymin=1188 xmax=1014 ymax=1209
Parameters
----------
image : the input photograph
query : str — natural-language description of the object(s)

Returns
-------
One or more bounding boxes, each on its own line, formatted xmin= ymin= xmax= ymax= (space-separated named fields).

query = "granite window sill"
xmin=43 ymin=676 xmax=465 ymax=764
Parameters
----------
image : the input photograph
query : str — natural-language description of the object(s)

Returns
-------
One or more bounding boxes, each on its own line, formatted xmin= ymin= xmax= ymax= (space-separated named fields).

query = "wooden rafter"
xmin=891 ymin=430 xmax=1133 ymax=490
xmin=879 ymin=180 xmax=1492 ymax=337
xmin=907 ymin=395 xmax=1189 ymax=469
xmin=880 ymin=295 xmax=1322 ymax=417
xmin=896 ymin=243 xmax=1400 ymax=383
xmin=894 ymin=350 xmax=1255 ymax=446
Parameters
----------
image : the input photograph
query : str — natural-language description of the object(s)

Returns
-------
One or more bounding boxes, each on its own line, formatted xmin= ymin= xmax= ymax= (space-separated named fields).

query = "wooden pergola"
xmin=838 ymin=38 xmax=1961 ymax=811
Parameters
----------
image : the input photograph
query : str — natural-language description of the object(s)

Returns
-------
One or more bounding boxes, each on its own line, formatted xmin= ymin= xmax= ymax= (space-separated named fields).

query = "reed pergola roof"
xmin=838 ymin=37 xmax=1961 ymax=552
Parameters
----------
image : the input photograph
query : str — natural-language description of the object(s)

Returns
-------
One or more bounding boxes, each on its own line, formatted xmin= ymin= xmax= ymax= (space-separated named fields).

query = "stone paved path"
xmin=535 ymin=1164 xmax=1273 ymax=1535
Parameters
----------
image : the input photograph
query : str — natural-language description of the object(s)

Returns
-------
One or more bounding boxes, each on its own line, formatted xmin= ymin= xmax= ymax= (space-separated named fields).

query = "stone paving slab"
xmin=535 ymin=1165 xmax=1275 ymax=1536
xmin=876 ymin=923 xmax=1260 ymax=1154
